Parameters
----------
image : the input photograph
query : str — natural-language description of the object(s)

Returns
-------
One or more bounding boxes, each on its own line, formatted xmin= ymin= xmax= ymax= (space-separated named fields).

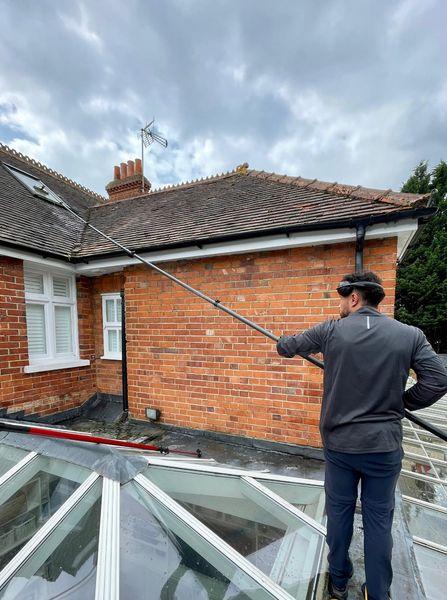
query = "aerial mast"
xmin=139 ymin=119 xmax=168 ymax=193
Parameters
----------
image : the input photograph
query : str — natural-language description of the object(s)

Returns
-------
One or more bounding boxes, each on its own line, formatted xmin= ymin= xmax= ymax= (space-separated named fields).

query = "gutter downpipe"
xmin=355 ymin=223 xmax=366 ymax=273
xmin=120 ymin=290 xmax=128 ymax=413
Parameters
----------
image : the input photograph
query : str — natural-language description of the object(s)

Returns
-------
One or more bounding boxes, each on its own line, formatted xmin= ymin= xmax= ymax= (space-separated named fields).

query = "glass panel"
xmin=107 ymin=329 xmax=118 ymax=353
xmin=105 ymin=299 xmax=115 ymax=323
xmin=0 ymin=479 xmax=101 ymax=599
xmin=402 ymin=501 xmax=447 ymax=547
xmin=253 ymin=479 xmax=326 ymax=524
xmin=24 ymin=272 xmax=44 ymax=295
xmin=120 ymin=481 xmax=276 ymax=600
xmin=414 ymin=544 xmax=447 ymax=600
xmin=25 ymin=304 xmax=47 ymax=357
xmin=117 ymin=298 xmax=122 ymax=323
xmin=143 ymin=467 xmax=324 ymax=597
xmin=424 ymin=447 xmax=447 ymax=461
xmin=52 ymin=277 xmax=70 ymax=298
xmin=0 ymin=447 xmax=29 ymax=479
xmin=5 ymin=165 xmax=64 ymax=205
xmin=403 ymin=457 xmax=438 ymax=478
xmin=54 ymin=306 xmax=73 ymax=354
xmin=0 ymin=456 xmax=91 ymax=571
xmin=399 ymin=474 xmax=447 ymax=508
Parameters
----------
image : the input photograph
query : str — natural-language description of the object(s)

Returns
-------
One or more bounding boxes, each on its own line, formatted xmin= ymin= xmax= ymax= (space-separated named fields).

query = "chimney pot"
xmin=114 ymin=165 xmax=121 ymax=180
xmin=120 ymin=162 xmax=127 ymax=179
xmin=135 ymin=158 xmax=142 ymax=174
xmin=127 ymin=160 xmax=135 ymax=176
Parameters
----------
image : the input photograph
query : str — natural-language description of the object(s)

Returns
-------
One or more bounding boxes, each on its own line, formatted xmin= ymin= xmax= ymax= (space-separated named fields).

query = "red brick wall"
xmin=124 ymin=238 xmax=397 ymax=447
xmin=92 ymin=273 xmax=123 ymax=396
xmin=0 ymin=257 xmax=96 ymax=417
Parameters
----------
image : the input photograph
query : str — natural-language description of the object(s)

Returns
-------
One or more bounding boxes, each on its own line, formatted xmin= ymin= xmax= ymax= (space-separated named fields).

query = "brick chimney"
xmin=105 ymin=158 xmax=151 ymax=202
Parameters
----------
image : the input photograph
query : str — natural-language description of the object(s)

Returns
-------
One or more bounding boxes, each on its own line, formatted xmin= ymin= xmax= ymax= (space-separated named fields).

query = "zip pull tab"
xmin=367 ymin=316 xmax=370 ymax=330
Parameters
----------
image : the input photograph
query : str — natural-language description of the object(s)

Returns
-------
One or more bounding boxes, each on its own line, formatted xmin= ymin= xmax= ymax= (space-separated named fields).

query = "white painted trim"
xmin=0 ymin=451 xmax=38 ymax=488
xmin=145 ymin=456 xmax=324 ymax=486
xmin=134 ymin=473 xmax=295 ymax=600
xmin=404 ymin=451 xmax=447 ymax=467
xmin=95 ymin=478 xmax=120 ymax=600
xmin=75 ymin=219 xmax=419 ymax=276
xmin=241 ymin=476 xmax=326 ymax=535
xmin=23 ymin=263 xmax=86 ymax=371
xmin=0 ymin=471 xmax=100 ymax=589
xmin=402 ymin=494 xmax=447 ymax=514
xmin=23 ymin=358 xmax=90 ymax=373
xmin=0 ymin=219 xmax=418 ymax=277
xmin=0 ymin=245 xmax=75 ymax=271
xmin=401 ymin=469 xmax=447 ymax=485
xmin=413 ymin=535 xmax=447 ymax=555
xmin=101 ymin=293 xmax=122 ymax=360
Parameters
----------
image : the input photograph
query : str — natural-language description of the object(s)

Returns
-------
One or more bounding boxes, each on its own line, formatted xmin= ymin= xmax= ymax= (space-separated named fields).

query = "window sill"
xmin=24 ymin=359 xmax=90 ymax=374
xmin=100 ymin=355 xmax=122 ymax=361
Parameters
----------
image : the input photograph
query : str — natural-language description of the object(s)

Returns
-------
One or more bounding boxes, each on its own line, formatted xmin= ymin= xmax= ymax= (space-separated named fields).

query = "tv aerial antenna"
xmin=139 ymin=119 xmax=168 ymax=193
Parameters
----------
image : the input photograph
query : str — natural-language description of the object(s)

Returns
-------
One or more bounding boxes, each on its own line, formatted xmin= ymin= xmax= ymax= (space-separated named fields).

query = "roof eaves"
xmin=71 ymin=204 xmax=436 ymax=262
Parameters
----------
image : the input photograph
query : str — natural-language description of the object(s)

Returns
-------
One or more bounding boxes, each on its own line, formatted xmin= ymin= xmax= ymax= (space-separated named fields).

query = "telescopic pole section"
xmin=0 ymin=419 xmax=202 ymax=457
xmin=60 ymin=201 xmax=443 ymax=443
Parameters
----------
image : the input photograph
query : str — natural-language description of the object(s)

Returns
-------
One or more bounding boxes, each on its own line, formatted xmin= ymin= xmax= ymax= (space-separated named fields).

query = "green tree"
xmin=395 ymin=160 xmax=447 ymax=352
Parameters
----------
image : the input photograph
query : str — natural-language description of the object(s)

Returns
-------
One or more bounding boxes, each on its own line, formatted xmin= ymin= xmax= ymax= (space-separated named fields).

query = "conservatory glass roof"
xmin=400 ymin=394 xmax=447 ymax=600
xmin=0 ymin=439 xmax=327 ymax=600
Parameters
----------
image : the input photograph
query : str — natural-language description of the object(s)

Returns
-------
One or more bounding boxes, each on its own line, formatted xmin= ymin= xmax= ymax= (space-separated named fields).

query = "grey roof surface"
xmin=0 ymin=144 xmax=103 ymax=258
xmin=0 ymin=144 xmax=430 ymax=261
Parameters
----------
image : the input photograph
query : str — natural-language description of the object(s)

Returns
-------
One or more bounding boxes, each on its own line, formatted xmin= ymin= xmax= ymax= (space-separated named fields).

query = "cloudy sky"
xmin=0 ymin=0 xmax=445 ymax=195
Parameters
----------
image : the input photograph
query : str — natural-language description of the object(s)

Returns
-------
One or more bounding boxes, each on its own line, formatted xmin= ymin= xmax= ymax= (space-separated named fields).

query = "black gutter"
xmin=71 ymin=205 xmax=435 ymax=263
xmin=120 ymin=290 xmax=128 ymax=413
xmin=355 ymin=224 xmax=366 ymax=272
xmin=0 ymin=205 xmax=435 ymax=265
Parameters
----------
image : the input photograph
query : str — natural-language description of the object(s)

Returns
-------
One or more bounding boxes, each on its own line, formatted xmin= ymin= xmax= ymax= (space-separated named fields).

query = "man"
xmin=276 ymin=271 xmax=447 ymax=600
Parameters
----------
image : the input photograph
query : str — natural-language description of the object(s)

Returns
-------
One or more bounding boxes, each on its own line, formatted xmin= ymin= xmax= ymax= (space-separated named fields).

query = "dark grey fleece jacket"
xmin=276 ymin=307 xmax=447 ymax=453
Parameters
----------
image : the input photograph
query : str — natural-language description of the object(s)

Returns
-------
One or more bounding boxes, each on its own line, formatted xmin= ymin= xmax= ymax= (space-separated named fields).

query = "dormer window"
xmin=3 ymin=163 xmax=64 ymax=206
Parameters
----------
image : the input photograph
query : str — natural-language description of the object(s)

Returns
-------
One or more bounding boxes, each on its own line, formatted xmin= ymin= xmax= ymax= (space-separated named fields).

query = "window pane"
xmin=55 ymin=306 xmax=73 ymax=354
xmin=105 ymin=299 xmax=115 ymax=323
xmin=107 ymin=329 xmax=118 ymax=353
xmin=253 ymin=479 xmax=326 ymax=524
xmin=0 ymin=456 xmax=91 ymax=572
xmin=414 ymin=544 xmax=447 ymax=600
xmin=53 ymin=276 xmax=70 ymax=298
xmin=25 ymin=304 xmax=47 ymax=357
xmin=0 ymin=479 xmax=101 ymax=599
xmin=403 ymin=501 xmax=447 ymax=547
xmin=143 ymin=467 xmax=325 ymax=597
xmin=120 ymin=481 xmax=276 ymax=600
xmin=0 ymin=446 xmax=29 ymax=479
xmin=117 ymin=298 xmax=122 ymax=323
xmin=399 ymin=474 xmax=447 ymax=507
xmin=24 ymin=272 xmax=44 ymax=295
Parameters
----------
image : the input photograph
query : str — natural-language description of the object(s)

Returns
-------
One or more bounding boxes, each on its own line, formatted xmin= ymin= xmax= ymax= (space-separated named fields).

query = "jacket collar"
xmin=349 ymin=306 xmax=384 ymax=317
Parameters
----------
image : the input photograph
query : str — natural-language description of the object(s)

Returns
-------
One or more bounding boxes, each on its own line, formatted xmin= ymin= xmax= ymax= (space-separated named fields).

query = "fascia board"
xmin=74 ymin=219 xmax=418 ymax=277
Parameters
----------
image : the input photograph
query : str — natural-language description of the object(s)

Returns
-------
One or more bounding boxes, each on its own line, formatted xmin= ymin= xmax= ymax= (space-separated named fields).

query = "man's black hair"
xmin=341 ymin=271 xmax=385 ymax=306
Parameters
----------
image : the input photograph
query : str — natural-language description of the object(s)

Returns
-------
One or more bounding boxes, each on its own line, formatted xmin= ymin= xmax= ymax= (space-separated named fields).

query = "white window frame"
xmin=101 ymin=293 xmax=122 ymax=360
xmin=23 ymin=264 xmax=89 ymax=373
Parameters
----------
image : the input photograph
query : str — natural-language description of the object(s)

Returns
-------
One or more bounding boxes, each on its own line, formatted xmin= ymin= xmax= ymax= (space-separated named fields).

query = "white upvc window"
xmin=23 ymin=265 xmax=89 ymax=373
xmin=101 ymin=293 xmax=122 ymax=360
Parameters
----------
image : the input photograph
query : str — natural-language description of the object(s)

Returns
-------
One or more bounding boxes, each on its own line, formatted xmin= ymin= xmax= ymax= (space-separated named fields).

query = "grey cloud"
xmin=0 ymin=0 xmax=445 ymax=194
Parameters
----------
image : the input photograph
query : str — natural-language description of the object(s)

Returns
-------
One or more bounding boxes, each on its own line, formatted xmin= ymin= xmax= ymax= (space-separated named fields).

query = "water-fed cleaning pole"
xmin=59 ymin=201 xmax=446 ymax=443
xmin=0 ymin=419 xmax=202 ymax=457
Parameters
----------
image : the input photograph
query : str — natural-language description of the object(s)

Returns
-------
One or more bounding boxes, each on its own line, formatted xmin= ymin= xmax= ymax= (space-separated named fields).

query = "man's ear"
xmin=351 ymin=291 xmax=361 ymax=307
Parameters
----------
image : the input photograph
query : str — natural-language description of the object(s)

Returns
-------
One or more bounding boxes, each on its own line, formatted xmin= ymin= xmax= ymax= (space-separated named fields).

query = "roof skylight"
xmin=3 ymin=163 xmax=64 ymax=206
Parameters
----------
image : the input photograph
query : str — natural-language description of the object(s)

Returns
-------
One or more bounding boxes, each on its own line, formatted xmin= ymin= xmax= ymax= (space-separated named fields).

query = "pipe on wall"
xmin=355 ymin=224 xmax=366 ymax=273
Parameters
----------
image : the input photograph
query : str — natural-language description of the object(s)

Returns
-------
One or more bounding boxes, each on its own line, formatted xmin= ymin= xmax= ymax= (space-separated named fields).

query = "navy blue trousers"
xmin=324 ymin=448 xmax=403 ymax=600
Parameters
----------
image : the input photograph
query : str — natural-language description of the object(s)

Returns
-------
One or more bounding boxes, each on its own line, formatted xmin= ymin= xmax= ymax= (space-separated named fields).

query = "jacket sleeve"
xmin=403 ymin=328 xmax=447 ymax=411
xmin=276 ymin=321 xmax=330 ymax=358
